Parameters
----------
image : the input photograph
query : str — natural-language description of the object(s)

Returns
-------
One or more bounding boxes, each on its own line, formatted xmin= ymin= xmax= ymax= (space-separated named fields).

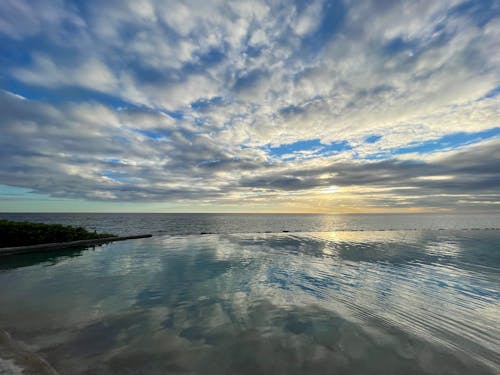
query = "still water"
xmin=0 ymin=226 xmax=499 ymax=374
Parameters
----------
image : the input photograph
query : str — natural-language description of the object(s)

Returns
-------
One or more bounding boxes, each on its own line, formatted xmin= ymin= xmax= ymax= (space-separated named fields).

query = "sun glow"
xmin=322 ymin=186 xmax=339 ymax=194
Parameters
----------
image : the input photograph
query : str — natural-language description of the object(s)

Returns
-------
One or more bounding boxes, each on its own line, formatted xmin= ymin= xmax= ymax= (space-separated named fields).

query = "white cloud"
xmin=294 ymin=1 xmax=323 ymax=36
xmin=13 ymin=54 xmax=117 ymax=93
xmin=0 ymin=0 xmax=499 ymax=211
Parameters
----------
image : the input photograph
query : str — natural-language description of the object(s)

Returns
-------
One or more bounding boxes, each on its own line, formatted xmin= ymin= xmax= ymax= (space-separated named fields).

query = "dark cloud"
xmin=240 ymin=139 xmax=500 ymax=208
xmin=1 ymin=87 xmax=498 ymax=210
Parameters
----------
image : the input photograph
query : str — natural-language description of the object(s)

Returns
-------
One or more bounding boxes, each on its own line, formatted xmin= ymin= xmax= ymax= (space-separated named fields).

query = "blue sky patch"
xmin=365 ymin=135 xmax=382 ymax=144
xmin=102 ymin=158 xmax=124 ymax=165
xmin=299 ymin=0 xmax=345 ymax=58
xmin=268 ymin=139 xmax=322 ymax=157
xmin=133 ymin=129 xmax=169 ymax=140
xmin=0 ymin=184 xmax=54 ymax=200
xmin=267 ymin=139 xmax=352 ymax=159
xmin=383 ymin=37 xmax=415 ymax=55
xmin=448 ymin=0 xmax=497 ymax=28
xmin=394 ymin=127 xmax=500 ymax=155
xmin=102 ymin=170 xmax=140 ymax=183
xmin=481 ymin=85 xmax=500 ymax=100
xmin=0 ymin=184 xmax=33 ymax=197
xmin=191 ymin=96 xmax=224 ymax=112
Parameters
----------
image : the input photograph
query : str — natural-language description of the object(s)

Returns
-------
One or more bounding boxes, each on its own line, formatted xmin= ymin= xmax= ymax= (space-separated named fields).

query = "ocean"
xmin=0 ymin=213 xmax=499 ymax=374
xmin=1 ymin=212 xmax=500 ymax=236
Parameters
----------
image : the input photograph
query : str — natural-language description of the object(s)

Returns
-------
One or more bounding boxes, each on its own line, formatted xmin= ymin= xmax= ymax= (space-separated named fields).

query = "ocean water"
xmin=0 ymin=214 xmax=499 ymax=374
xmin=1 ymin=212 xmax=499 ymax=236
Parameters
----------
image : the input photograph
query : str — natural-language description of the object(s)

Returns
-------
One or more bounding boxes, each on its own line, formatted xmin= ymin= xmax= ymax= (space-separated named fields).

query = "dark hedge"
xmin=0 ymin=220 xmax=115 ymax=247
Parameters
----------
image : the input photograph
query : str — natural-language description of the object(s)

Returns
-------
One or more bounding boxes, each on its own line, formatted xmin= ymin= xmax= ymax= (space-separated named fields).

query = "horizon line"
xmin=1 ymin=211 xmax=497 ymax=215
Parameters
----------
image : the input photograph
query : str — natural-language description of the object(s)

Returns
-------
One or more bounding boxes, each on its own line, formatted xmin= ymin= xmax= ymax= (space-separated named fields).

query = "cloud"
xmin=13 ymin=54 xmax=117 ymax=93
xmin=0 ymin=0 xmax=85 ymax=40
xmin=0 ymin=0 xmax=499 ymax=211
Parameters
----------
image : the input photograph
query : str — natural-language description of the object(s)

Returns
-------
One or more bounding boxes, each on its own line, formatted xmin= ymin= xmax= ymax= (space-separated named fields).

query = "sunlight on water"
xmin=1 ymin=213 xmax=499 ymax=236
xmin=0 ymin=230 xmax=499 ymax=374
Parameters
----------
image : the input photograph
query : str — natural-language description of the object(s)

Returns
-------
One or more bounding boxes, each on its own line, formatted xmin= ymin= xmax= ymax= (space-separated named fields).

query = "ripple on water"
xmin=0 ymin=230 xmax=498 ymax=374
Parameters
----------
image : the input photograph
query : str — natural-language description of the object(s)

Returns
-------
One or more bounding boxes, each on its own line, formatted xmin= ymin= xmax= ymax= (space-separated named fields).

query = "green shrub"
xmin=0 ymin=220 xmax=115 ymax=247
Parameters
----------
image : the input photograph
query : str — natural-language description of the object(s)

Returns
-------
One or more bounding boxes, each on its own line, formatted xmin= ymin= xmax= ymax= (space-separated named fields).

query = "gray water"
xmin=1 ymin=213 xmax=499 ymax=236
xmin=0 ymin=214 xmax=499 ymax=374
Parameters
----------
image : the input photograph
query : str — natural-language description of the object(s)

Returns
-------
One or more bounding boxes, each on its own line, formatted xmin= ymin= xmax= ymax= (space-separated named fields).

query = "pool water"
xmin=0 ymin=230 xmax=499 ymax=374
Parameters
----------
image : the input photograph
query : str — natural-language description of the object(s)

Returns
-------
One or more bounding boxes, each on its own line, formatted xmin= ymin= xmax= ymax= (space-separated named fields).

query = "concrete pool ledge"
xmin=0 ymin=234 xmax=153 ymax=257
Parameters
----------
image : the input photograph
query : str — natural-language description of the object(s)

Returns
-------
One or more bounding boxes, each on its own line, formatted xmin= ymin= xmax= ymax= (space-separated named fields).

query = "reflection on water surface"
xmin=0 ymin=230 xmax=499 ymax=374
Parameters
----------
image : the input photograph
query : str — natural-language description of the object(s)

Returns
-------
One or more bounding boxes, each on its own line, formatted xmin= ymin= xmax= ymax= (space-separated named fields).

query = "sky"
xmin=0 ymin=0 xmax=499 ymax=213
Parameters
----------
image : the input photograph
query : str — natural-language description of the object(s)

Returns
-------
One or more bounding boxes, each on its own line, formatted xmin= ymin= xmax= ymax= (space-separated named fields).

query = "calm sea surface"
xmin=0 ymin=214 xmax=499 ymax=374
xmin=1 ymin=212 xmax=500 ymax=235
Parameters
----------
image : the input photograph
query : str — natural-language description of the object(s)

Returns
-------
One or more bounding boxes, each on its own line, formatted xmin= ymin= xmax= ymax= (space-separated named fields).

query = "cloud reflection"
xmin=0 ymin=232 xmax=498 ymax=373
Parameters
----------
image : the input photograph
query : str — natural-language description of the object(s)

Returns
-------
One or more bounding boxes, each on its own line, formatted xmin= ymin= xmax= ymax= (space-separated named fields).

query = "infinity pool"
xmin=0 ymin=231 xmax=499 ymax=374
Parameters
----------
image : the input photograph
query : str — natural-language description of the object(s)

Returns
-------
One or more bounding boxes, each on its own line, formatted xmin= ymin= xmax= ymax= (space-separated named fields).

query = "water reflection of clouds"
xmin=0 ymin=232 xmax=498 ymax=373
xmin=218 ymin=232 xmax=500 ymax=371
